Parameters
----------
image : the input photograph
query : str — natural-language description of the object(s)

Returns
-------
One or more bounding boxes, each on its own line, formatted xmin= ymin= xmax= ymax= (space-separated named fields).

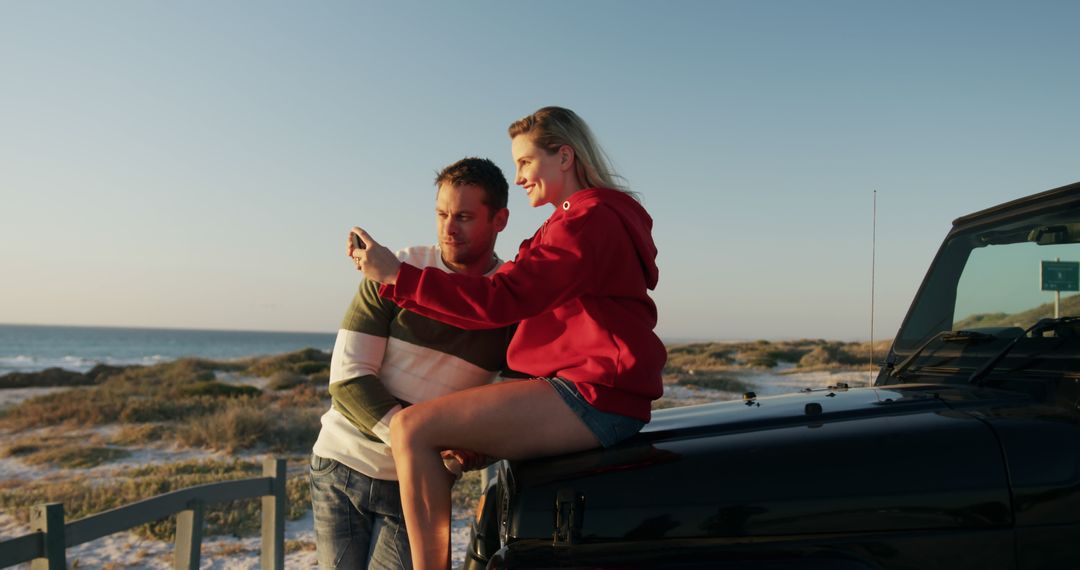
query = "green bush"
xmin=267 ymin=371 xmax=308 ymax=391
xmin=180 ymin=381 xmax=262 ymax=398
xmin=244 ymin=348 xmax=330 ymax=378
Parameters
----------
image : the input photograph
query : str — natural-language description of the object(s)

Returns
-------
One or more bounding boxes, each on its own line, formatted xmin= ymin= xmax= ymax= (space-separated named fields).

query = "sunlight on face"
xmin=435 ymin=183 xmax=507 ymax=274
xmin=511 ymin=135 xmax=566 ymax=208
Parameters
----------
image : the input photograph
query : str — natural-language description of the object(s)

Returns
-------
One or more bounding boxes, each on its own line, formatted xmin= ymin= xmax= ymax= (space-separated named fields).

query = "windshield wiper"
xmin=892 ymin=330 xmax=997 ymax=380
xmin=968 ymin=316 xmax=1080 ymax=386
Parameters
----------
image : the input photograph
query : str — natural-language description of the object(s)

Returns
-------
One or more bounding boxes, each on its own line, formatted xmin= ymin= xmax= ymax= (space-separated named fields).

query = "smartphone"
xmin=351 ymin=233 xmax=365 ymax=251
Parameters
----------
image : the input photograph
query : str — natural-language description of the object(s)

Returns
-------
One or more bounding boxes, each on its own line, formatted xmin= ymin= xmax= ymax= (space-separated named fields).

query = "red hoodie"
xmin=380 ymin=187 xmax=665 ymax=421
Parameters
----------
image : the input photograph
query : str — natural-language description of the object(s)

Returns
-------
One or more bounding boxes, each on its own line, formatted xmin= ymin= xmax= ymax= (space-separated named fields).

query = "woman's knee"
xmin=390 ymin=405 xmax=429 ymax=451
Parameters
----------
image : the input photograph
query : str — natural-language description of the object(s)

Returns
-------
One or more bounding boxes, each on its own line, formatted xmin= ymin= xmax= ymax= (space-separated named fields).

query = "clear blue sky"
xmin=1 ymin=1 xmax=1077 ymax=341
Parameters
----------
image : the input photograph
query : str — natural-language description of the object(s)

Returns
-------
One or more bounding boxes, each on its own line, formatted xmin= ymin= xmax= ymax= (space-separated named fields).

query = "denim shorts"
xmin=542 ymin=377 xmax=645 ymax=448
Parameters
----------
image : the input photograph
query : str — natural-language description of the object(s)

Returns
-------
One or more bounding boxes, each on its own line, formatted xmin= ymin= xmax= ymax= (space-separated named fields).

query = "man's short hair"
xmin=434 ymin=157 xmax=509 ymax=214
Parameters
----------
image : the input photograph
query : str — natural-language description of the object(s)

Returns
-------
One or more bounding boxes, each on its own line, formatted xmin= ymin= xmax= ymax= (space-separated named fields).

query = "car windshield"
xmin=893 ymin=203 xmax=1080 ymax=377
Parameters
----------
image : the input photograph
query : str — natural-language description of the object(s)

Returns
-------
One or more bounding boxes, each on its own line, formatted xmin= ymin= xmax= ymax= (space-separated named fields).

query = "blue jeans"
xmin=541 ymin=377 xmax=646 ymax=448
xmin=309 ymin=454 xmax=413 ymax=569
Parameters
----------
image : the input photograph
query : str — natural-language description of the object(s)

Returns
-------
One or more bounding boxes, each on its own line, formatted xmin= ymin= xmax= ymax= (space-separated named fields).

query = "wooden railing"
xmin=0 ymin=458 xmax=287 ymax=570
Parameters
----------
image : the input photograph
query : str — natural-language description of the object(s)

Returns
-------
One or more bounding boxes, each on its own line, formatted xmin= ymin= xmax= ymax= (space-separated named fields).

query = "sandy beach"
xmin=0 ymin=363 xmax=867 ymax=568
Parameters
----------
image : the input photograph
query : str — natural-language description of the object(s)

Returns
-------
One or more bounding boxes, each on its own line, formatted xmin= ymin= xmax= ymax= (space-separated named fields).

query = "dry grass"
xmin=3 ymin=434 xmax=130 ymax=468
xmin=109 ymin=423 xmax=170 ymax=446
xmin=0 ymin=458 xmax=311 ymax=541
xmin=175 ymin=398 xmax=321 ymax=454
xmin=0 ymin=356 xmax=327 ymax=456
xmin=665 ymin=339 xmax=893 ymax=374
xmin=285 ymin=539 xmax=318 ymax=553
xmin=242 ymin=348 xmax=329 ymax=379
xmin=673 ymin=372 xmax=751 ymax=393
xmin=266 ymin=371 xmax=309 ymax=391
xmin=15 ymin=444 xmax=129 ymax=469
xmin=210 ymin=542 xmax=252 ymax=557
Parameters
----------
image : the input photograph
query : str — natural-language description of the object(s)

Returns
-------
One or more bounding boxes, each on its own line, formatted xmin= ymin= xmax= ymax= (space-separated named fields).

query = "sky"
xmin=1 ymin=1 xmax=1078 ymax=342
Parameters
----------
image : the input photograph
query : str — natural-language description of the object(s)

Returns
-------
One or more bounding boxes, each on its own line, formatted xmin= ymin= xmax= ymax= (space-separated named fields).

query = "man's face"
xmin=436 ymin=183 xmax=508 ymax=272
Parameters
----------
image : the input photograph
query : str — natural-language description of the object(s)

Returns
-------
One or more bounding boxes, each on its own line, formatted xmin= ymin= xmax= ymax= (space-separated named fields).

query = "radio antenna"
xmin=869 ymin=189 xmax=877 ymax=387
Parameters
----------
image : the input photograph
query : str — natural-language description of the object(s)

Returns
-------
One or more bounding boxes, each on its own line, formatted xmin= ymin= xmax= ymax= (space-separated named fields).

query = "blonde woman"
xmin=349 ymin=107 xmax=665 ymax=570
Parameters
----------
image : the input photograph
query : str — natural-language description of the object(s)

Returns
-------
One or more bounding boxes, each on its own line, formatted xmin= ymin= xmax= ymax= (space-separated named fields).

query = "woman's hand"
xmin=347 ymin=227 xmax=401 ymax=284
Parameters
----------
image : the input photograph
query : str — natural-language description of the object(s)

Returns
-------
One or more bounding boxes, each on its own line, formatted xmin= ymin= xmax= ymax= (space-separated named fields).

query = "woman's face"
xmin=512 ymin=135 xmax=569 ymax=208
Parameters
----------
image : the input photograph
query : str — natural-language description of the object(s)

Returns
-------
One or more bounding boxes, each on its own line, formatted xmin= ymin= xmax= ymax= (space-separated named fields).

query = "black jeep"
xmin=465 ymin=181 xmax=1080 ymax=570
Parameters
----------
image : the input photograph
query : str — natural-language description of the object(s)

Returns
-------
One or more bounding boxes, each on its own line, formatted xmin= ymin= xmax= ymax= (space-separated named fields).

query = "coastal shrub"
xmin=179 ymin=381 xmax=262 ymax=398
xmin=176 ymin=401 xmax=268 ymax=452
xmin=666 ymin=343 xmax=739 ymax=373
xmin=738 ymin=351 xmax=778 ymax=368
xmin=175 ymin=399 xmax=320 ymax=453
xmin=116 ymin=358 xmax=228 ymax=385
xmin=244 ymin=348 xmax=330 ymax=378
xmin=0 ymin=387 xmax=120 ymax=429
xmin=663 ymin=339 xmax=906 ymax=375
xmin=0 ymin=363 xmax=131 ymax=389
xmin=793 ymin=341 xmax=889 ymax=369
xmin=267 ymin=371 xmax=308 ymax=391
xmin=799 ymin=345 xmax=842 ymax=367
xmin=767 ymin=347 xmax=811 ymax=363
xmin=110 ymin=423 xmax=170 ymax=446
xmin=116 ymin=395 xmax=222 ymax=423
xmin=296 ymin=361 xmax=326 ymax=375
xmin=651 ymin=398 xmax=682 ymax=410
xmin=210 ymin=543 xmax=251 ymax=557
xmin=667 ymin=343 xmax=712 ymax=356
xmin=26 ymin=445 xmax=130 ymax=468
xmin=839 ymin=339 xmax=893 ymax=365
xmin=273 ymin=383 xmax=325 ymax=409
xmin=0 ymin=355 xmax=285 ymax=430
xmin=707 ymin=350 xmax=735 ymax=364
xmin=286 ymin=540 xmax=318 ymax=554
xmin=676 ymin=374 xmax=751 ymax=393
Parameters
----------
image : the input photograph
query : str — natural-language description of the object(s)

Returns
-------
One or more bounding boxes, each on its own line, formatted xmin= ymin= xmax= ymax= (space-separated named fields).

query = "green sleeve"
xmin=330 ymin=375 xmax=406 ymax=440
xmin=330 ymin=279 xmax=404 ymax=443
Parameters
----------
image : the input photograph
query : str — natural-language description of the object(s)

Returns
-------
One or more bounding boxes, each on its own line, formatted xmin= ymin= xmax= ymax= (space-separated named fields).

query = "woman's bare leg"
xmin=390 ymin=379 xmax=601 ymax=570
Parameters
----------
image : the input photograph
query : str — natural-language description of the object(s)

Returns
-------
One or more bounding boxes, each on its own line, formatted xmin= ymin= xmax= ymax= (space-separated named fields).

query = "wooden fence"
xmin=0 ymin=458 xmax=287 ymax=569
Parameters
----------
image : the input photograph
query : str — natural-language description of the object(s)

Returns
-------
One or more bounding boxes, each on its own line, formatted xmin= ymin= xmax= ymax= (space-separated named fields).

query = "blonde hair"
xmin=508 ymin=107 xmax=637 ymax=200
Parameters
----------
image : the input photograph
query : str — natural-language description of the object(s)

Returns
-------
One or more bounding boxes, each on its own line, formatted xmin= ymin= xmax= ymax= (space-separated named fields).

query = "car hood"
xmin=501 ymin=384 xmax=1018 ymax=542
xmin=639 ymin=384 xmax=997 ymax=439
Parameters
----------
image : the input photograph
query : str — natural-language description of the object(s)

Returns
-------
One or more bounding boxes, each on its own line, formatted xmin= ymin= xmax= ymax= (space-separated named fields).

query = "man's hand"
xmin=441 ymin=449 xmax=496 ymax=474
xmin=348 ymin=227 xmax=401 ymax=284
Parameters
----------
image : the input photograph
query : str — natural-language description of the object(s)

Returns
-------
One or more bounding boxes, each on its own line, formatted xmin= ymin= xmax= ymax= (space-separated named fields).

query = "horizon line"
xmin=0 ymin=322 xmax=885 ymax=344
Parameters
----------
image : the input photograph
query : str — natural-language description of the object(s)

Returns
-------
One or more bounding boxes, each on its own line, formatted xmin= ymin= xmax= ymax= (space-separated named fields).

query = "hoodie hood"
xmin=563 ymin=188 xmax=660 ymax=289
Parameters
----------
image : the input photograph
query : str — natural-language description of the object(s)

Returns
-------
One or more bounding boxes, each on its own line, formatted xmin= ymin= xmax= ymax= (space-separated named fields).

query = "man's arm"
xmin=328 ymin=277 xmax=405 ymax=446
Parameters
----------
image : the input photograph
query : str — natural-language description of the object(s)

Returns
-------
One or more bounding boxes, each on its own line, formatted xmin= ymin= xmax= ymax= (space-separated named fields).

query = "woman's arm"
xmin=383 ymin=239 xmax=592 ymax=328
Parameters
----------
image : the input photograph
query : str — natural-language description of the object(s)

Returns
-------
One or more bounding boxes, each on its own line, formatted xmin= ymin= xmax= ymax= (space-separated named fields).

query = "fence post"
xmin=30 ymin=503 xmax=65 ymax=570
xmin=174 ymin=500 xmax=205 ymax=570
xmin=261 ymin=458 xmax=286 ymax=570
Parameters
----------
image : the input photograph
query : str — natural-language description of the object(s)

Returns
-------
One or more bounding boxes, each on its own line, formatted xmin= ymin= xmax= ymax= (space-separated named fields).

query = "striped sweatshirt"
xmin=311 ymin=245 xmax=513 ymax=480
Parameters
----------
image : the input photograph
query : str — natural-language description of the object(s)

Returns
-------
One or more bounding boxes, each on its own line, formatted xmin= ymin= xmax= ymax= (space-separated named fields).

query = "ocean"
xmin=0 ymin=324 xmax=336 ymax=375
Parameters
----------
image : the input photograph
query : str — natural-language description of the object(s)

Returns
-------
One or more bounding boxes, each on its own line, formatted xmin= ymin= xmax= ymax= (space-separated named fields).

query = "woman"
xmin=349 ymin=106 xmax=665 ymax=569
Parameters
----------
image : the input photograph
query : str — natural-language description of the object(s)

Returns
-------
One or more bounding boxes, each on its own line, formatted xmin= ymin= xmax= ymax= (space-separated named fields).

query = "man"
xmin=310 ymin=157 xmax=513 ymax=569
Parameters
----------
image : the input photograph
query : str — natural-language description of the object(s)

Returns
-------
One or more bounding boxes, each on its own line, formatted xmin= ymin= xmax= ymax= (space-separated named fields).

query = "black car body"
xmin=465 ymin=181 xmax=1080 ymax=570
